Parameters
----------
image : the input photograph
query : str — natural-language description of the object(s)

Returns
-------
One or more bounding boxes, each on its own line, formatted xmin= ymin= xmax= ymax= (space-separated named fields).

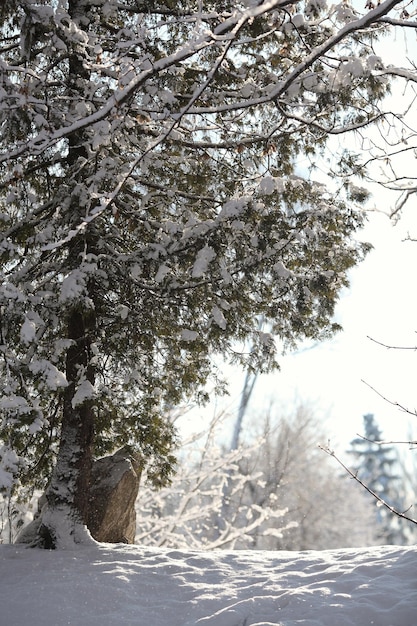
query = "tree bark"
xmin=38 ymin=302 xmax=97 ymax=548
xmin=36 ymin=0 xmax=97 ymax=548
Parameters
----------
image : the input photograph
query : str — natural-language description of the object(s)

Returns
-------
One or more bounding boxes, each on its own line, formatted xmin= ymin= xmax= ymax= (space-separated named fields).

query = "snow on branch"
xmin=0 ymin=0 xmax=284 ymax=164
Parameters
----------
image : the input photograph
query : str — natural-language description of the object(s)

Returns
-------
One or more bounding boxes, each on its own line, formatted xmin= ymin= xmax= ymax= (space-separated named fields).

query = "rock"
xmin=15 ymin=447 xmax=143 ymax=545
xmin=87 ymin=446 xmax=143 ymax=544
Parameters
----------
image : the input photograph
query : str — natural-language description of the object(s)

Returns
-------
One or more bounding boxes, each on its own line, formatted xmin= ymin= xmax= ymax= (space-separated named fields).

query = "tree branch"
xmin=353 ymin=433 xmax=417 ymax=447
xmin=367 ymin=335 xmax=417 ymax=351
xmin=319 ymin=444 xmax=417 ymax=525
xmin=361 ymin=379 xmax=417 ymax=418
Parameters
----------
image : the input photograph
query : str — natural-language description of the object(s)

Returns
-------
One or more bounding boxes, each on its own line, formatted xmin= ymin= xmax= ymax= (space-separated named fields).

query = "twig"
xmin=361 ymin=380 xmax=417 ymax=417
xmin=367 ymin=335 xmax=417 ymax=350
xmin=319 ymin=444 xmax=417 ymax=526
xmin=354 ymin=433 xmax=417 ymax=447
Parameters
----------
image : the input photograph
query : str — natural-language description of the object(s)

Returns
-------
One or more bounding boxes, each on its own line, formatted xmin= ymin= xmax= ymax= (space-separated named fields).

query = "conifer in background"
xmin=349 ymin=414 xmax=407 ymax=544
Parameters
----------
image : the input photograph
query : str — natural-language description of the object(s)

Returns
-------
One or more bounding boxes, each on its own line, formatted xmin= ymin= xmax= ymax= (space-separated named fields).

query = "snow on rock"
xmin=0 ymin=543 xmax=416 ymax=626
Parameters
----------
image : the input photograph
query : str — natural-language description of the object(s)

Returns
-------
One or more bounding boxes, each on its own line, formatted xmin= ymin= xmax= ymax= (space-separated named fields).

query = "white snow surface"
xmin=1 ymin=543 xmax=416 ymax=625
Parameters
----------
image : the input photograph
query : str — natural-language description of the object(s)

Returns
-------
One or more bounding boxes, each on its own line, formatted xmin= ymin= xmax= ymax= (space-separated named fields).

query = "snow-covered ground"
xmin=1 ymin=543 xmax=416 ymax=625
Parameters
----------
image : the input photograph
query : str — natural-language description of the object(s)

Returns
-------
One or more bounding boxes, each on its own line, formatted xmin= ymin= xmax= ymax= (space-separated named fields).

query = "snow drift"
xmin=1 ymin=543 xmax=416 ymax=625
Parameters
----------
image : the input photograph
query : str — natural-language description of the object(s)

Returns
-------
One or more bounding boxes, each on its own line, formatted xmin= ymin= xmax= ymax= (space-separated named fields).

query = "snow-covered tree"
xmin=134 ymin=411 xmax=293 ymax=550
xmin=348 ymin=414 xmax=408 ymax=544
xmin=395 ymin=438 xmax=417 ymax=544
xmin=0 ymin=0 xmax=414 ymax=548
xmin=237 ymin=405 xmax=379 ymax=549
xmin=134 ymin=405 xmax=378 ymax=550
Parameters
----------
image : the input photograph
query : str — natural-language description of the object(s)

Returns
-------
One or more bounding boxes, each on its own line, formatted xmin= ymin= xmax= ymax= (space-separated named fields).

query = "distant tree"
xmin=348 ymin=414 xmax=408 ymax=544
xmin=135 ymin=405 xmax=378 ymax=550
xmin=0 ymin=489 xmax=35 ymax=545
xmin=1 ymin=0 xmax=414 ymax=548
xmin=237 ymin=406 xmax=379 ymax=550
xmin=135 ymin=411 xmax=293 ymax=550
xmin=394 ymin=436 xmax=417 ymax=544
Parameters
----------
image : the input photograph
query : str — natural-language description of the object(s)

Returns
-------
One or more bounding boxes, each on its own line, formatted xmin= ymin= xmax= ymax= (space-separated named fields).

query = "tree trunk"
xmin=38 ymin=304 xmax=96 ymax=548
xmin=36 ymin=0 xmax=97 ymax=547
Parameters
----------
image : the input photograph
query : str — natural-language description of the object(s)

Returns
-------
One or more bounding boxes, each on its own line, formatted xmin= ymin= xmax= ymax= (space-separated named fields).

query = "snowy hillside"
xmin=1 ymin=543 xmax=416 ymax=625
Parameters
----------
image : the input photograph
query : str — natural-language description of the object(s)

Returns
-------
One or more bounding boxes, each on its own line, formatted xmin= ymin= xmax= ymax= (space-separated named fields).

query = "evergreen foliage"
xmin=0 ymin=0 xmax=413 ymax=546
xmin=348 ymin=414 xmax=407 ymax=544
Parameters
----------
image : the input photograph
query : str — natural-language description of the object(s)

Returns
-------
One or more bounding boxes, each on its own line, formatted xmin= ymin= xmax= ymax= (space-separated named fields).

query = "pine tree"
xmin=0 ymin=1 xmax=412 ymax=547
xmin=348 ymin=414 xmax=406 ymax=544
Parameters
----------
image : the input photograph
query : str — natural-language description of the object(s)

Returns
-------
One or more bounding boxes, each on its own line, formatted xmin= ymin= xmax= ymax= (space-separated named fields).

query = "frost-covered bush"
xmin=135 ymin=414 xmax=292 ymax=550
xmin=135 ymin=406 xmax=379 ymax=550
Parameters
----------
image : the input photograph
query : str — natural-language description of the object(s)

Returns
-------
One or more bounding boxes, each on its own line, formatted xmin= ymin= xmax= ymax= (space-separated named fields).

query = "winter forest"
xmin=1 ymin=0 xmax=417 ymax=564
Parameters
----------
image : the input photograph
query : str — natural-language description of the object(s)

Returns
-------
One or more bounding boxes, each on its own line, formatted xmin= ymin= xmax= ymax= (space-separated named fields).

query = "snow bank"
xmin=0 ymin=543 xmax=416 ymax=625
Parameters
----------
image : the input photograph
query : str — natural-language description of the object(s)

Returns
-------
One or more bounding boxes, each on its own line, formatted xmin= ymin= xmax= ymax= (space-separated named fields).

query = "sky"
xmin=1 ymin=542 xmax=416 ymax=626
